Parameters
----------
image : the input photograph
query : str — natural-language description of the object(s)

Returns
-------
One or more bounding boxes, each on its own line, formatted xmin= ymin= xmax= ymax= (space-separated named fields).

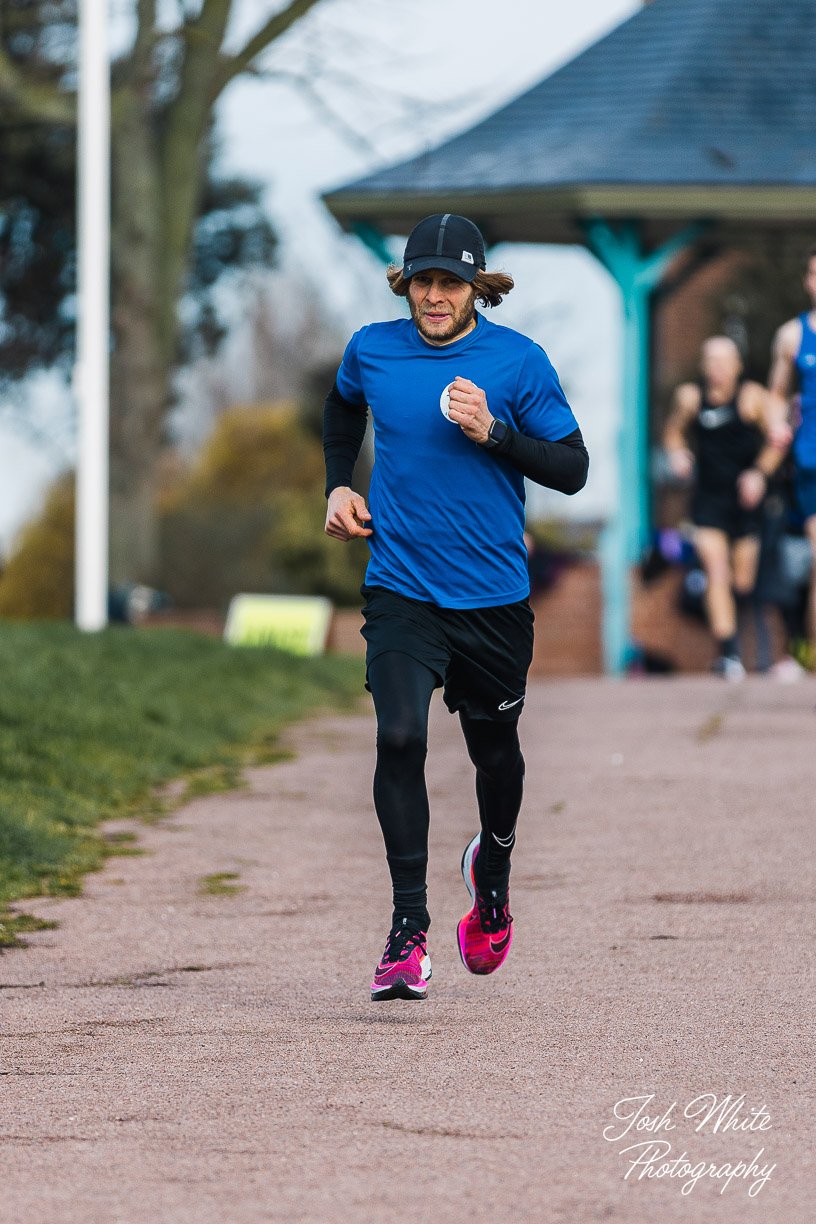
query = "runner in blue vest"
xmin=769 ymin=246 xmax=816 ymax=662
xmin=322 ymin=215 xmax=588 ymax=1001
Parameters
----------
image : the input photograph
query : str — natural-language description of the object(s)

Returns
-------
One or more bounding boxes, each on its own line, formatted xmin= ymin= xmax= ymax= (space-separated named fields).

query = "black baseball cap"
xmin=402 ymin=213 xmax=486 ymax=284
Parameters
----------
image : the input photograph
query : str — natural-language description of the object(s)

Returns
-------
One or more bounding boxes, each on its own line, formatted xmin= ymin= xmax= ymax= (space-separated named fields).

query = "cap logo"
xmin=461 ymin=250 xmax=474 ymax=264
xmin=405 ymin=262 xmax=412 ymax=272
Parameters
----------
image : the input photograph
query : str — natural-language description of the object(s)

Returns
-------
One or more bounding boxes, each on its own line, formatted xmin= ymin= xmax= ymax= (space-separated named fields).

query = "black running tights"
xmin=367 ymin=651 xmax=525 ymax=925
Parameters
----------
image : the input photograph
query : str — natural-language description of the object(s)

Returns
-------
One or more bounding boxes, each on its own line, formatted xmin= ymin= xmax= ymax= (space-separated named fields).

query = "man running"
xmin=322 ymin=214 xmax=588 ymax=1001
xmin=768 ymin=246 xmax=816 ymax=658
xmin=663 ymin=336 xmax=785 ymax=678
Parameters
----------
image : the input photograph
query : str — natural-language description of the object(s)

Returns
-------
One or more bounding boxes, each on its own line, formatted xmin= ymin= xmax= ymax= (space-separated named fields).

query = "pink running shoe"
xmin=457 ymin=834 xmax=513 ymax=975
xmin=370 ymin=918 xmax=431 ymax=1001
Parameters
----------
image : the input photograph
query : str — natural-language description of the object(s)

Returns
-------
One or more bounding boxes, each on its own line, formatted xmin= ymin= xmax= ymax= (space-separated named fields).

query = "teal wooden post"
xmin=583 ymin=219 xmax=704 ymax=674
xmin=352 ymin=221 xmax=397 ymax=266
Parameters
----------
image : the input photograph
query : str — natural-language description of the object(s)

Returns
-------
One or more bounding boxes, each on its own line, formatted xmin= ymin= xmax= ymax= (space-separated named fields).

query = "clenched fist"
xmin=446 ymin=376 xmax=494 ymax=444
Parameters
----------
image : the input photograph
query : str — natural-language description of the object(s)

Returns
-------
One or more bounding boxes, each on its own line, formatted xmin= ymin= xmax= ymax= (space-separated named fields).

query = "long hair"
xmin=386 ymin=264 xmax=514 ymax=308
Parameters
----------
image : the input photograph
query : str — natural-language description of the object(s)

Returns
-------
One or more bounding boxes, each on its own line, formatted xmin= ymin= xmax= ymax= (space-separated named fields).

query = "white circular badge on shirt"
xmin=440 ymin=383 xmax=455 ymax=420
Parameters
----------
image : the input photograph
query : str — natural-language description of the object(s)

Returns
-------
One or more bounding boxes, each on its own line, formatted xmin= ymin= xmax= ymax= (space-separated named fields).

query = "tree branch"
xmin=155 ymin=0 xmax=234 ymax=350
xmin=251 ymin=67 xmax=379 ymax=158
xmin=133 ymin=0 xmax=158 ymax=67
xmin=250 ymin=61 xmax=482 ymax=161
xmin=215 ymin=0 xmax=323 ymax=94
xmin=0 ymin=46 xmax=75 ymax=125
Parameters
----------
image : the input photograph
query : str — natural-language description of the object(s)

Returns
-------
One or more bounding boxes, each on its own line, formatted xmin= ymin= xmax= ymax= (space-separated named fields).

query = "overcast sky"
xmin=0 ymin=0 xmax=639 ymax=546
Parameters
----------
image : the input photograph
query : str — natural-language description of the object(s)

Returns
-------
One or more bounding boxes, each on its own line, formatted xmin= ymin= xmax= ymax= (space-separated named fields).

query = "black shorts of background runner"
xmin=691 ymin=490 xmax=763 ymax=540
xmin=360 ymin=583 xmax=535 ymax=720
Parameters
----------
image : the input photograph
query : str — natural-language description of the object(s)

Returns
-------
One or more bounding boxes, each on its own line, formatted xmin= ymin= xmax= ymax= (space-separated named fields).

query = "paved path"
xmin=1 ymin=678 xmax=815 ymax=1223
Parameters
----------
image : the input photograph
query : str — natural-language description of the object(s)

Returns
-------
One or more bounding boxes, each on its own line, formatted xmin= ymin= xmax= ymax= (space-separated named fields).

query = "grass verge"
xmin=0 ymin=621 xmax=362 ymax=943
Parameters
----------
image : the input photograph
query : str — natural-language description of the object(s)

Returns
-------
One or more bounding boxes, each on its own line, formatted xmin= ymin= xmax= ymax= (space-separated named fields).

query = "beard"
xmin=408 ymin=289 xmax=477 ymax=344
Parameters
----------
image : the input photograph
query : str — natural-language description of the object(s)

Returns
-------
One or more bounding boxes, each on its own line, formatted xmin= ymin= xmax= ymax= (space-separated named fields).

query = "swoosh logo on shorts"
xmin=490 ymin=928 xmax=512 ymax=954
xmin=498 ymin=697 xmax=523 ymax=710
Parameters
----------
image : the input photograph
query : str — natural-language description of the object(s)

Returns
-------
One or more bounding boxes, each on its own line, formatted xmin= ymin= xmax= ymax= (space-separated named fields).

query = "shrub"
xmin=158 ymin=401 xmax=367 ymax=607
xmin=0 ymin=476 xmax=74 ymax=619
xmin=0 ymin=400 xmax=369 ymax=619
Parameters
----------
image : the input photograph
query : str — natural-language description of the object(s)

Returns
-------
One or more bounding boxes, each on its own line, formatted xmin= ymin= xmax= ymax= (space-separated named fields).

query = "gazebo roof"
xmin=323 ymin=0 xmax=816 ymax=245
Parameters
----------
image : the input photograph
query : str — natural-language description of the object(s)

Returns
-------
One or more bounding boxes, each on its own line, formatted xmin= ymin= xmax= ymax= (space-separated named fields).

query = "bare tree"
xmin=1 ymin=0 xmax=482 ymax=582
xmin=171 ymin=268 xmax=345 ymax=452
xmin=2 ymin=0 xmax=324 ymax=581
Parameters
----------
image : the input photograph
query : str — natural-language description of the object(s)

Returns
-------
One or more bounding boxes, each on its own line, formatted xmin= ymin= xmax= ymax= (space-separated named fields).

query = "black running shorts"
xmin=691 ymin=490 xmax=763 ymax=540
xmin=360 ymin=583 xmax=535 ymax=722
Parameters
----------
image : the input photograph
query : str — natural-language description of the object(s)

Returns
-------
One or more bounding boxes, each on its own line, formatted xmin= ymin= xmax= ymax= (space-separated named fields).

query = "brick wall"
xmin=530 ymin=562 xmax=602 ymax=675
xmin=326 ymin=560 xmax=790 ymax=676
xmin=147 ymin=561 xmax=786 ymax=675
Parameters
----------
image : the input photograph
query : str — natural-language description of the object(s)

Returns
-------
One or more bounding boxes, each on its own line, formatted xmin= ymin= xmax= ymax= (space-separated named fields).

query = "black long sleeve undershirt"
xmin=323 ymin=381 xmax=368 ymax=498
xmin=489 ymin=422 xmax=589 ymax=494
xmin=322 ymin=380 xmax=589 ymax=497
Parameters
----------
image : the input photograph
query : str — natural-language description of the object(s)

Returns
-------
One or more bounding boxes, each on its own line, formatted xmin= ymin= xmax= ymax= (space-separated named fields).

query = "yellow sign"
xmin=224 ymin=595 xmax=333 ymax=656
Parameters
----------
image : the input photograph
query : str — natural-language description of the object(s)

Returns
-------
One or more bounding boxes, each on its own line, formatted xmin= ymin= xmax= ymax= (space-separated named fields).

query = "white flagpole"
xmin=74 ymin=0 xmax=110 ymax=631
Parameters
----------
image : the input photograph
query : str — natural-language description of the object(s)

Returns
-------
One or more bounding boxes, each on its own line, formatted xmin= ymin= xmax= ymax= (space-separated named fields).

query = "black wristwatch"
xmin=482 ymin=417 xmax=509 ymax=449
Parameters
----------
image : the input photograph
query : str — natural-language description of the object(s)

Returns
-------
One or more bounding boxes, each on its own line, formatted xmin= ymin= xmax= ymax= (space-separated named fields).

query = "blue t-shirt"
xmin=336 ymin=312 xmax=578 ymax=609
xmin=794 ymin=312 xmax=816 ymax=470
